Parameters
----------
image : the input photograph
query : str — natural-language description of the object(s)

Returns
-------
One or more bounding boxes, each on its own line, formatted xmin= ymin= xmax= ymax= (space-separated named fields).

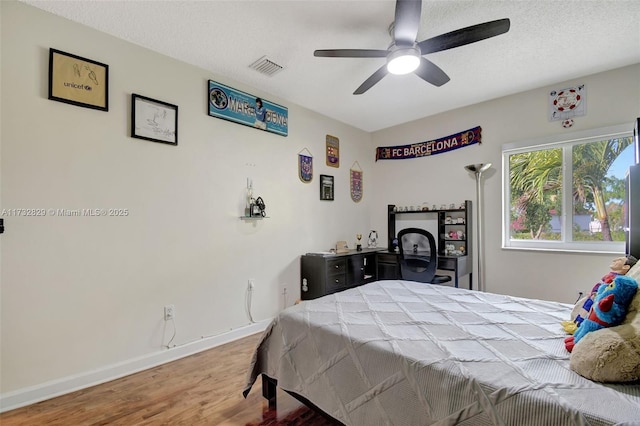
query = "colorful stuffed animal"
xmin=561 ymin=255 xmax=638 ymax=334
xmin=565 ymin=275 xmax=638 ymax=352
xmin=570 ymin=262 xmax=640 ymax=382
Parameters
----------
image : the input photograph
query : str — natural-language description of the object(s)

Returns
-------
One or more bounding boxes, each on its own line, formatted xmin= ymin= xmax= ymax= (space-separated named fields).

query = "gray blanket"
xmin=244 ymin=280 xmax=640 ymax=425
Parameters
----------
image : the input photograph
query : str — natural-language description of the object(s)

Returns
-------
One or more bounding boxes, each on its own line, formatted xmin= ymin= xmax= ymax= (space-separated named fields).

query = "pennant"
xmin=375 ymin=126 xmax=481 ymax=161
xmin=350 ymin=162 xmax=363 ymax=203
xmin=326 ymin=135 xmax=340 ymax=167
xmin=298 ymin=148 xmax=313 ymax=183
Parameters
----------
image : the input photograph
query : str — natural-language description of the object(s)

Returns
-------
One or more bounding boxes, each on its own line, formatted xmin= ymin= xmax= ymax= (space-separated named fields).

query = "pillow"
xmin=570 ymin=265 xmax=640 ymax=382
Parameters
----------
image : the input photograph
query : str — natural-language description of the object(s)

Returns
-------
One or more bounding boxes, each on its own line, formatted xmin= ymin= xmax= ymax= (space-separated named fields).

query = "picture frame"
xmin=48 ymin=48 xmax=109 ymax=111
xmin=131 ymin=94 xmax=178 ymax=146
xmin=320 ymin=174 xmax=334 ymax=201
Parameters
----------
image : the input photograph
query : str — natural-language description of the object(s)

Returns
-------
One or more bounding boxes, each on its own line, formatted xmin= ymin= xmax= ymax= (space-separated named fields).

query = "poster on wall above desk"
xmin=375 ymin=126 xmax=481 ymax=161
xmin=208 ymin=80 xmax=288 ymax=136
xmin=320 ymin=175 xmax=334 ymax=201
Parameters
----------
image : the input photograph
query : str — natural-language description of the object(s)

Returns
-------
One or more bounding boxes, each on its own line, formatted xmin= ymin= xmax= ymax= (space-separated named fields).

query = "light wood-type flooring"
xmin=0 ymin=333 xmax=340 ymax=425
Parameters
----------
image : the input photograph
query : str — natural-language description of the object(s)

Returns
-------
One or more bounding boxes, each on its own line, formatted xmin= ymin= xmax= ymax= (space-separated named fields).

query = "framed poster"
xmin=320 ymin=175 xmax=334 ymax=201
xmin=131 ymin=94 xmax=178 ymax=145
xmin=48 ymin=48 xmax=108 ymax=111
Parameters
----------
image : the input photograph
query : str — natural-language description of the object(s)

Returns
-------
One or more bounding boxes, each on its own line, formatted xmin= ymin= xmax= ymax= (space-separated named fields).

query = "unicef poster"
xmin=208 ymin=80 xmax=288 ymax=136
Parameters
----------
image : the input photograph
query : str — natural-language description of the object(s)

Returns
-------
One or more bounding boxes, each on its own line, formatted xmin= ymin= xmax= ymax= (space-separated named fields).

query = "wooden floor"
xmin=1 ymin=333 xmax=339 ymax=425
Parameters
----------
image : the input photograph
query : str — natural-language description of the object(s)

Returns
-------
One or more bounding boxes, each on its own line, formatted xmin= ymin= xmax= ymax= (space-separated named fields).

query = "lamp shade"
xmin=464 ymin=163 xmax=492 ymax=174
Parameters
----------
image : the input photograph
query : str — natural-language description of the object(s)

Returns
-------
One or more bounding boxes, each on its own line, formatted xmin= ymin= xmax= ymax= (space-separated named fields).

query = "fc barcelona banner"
xmin=375 ymin=126 xmax=481 ymax=161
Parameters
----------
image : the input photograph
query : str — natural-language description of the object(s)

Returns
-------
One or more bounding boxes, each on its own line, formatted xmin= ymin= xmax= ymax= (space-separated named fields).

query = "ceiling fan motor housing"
xmin=386 ymin=44 xmax=421 ymax=74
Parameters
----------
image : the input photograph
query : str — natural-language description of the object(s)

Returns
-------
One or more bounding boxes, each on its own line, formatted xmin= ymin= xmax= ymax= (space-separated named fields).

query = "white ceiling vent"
xmin=249 ymin=56 xmax=284 ymax=76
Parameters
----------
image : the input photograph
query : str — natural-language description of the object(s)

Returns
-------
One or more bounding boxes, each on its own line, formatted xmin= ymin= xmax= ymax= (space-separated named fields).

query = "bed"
xmin=243 ymin=280 xmax=640 ymax=425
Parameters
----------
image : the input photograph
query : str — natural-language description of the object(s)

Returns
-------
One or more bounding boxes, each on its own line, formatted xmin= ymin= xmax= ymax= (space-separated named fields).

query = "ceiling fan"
xmin=314 ymin=0 xmax=510 ymax=95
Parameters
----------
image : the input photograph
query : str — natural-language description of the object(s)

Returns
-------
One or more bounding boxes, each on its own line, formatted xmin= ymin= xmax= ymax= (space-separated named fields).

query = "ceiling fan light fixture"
xmin=387 ymin=46 xmax=420 ymax=75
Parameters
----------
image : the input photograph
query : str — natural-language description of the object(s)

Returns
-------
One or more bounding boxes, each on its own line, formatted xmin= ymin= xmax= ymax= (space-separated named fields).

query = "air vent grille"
xmin=249 ymin=56 xmax=284 ymax=76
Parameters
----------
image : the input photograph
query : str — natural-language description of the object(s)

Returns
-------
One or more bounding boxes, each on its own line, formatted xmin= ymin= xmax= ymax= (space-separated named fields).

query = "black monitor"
xmin=635 ymin=117 xmax=639 ymax=164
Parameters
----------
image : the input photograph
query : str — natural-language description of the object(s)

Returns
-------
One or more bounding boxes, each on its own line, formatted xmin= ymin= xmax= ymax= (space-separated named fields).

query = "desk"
xmin=300 ymin=249 xmax=380 ymax=300
xmin=301 ymin=249 xmax=472 ymax=300
xmin=376 ymin=251 xmax=472 ymax=290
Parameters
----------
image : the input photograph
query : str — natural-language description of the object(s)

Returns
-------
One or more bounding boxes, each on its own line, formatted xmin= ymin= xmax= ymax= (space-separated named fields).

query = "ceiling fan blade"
xmin=354 ymin=65 xmax=389 ymax=95
xmin=393 ymin=0 xmax=422 ymax=46
xmin=414 ymin=58 xmax=450 ymax=87
xmin=314 ymin=49 xmax=388 ymax=58
xmin=417 ymin=18 xmax=511 ymax=54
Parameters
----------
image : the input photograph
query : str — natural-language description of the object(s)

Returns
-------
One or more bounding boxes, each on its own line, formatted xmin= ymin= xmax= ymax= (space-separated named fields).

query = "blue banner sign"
xmin=375 ymin=126 xmax=481 ymax=161
xmin=208 ymin=80 xmax=288 ymax=136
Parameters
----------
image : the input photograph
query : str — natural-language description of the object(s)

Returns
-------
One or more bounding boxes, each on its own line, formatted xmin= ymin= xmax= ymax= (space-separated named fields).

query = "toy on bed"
xmin=561 ymin=255 xmax=637 ymax=334
xmin=564 ymin=274 xmax=638 ymax=353
xmin=570 ymin=261 xmax=640 ymax=382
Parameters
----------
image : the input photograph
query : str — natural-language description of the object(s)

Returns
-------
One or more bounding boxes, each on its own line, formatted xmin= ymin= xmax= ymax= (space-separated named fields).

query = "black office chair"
xmin=398 ymin=228 xmax=452 ymax=284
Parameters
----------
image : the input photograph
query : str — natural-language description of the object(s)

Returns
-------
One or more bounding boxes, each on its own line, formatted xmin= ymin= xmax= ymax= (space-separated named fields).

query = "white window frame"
xmin=502 ymin=124 xmax=633 ymax=254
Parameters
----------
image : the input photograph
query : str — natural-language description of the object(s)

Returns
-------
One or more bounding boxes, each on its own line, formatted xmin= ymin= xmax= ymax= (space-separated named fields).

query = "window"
xmin=502 ymin=124 xmax=635 ymax=253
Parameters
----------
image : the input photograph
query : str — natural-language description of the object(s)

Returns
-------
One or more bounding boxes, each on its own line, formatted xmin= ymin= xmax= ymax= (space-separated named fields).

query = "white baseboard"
xmin=0 ymin=319 xmax=270 ymax=413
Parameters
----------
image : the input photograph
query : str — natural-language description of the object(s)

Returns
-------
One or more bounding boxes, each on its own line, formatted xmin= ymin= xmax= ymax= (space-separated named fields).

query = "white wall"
xmin=370 ymin=63 xmax=640 ymax=301
xmin=0 ymin=1 xmax=373 ymax=403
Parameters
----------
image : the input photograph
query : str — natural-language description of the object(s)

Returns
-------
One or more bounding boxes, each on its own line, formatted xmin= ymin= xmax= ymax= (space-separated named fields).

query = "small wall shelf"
xmin=240 ymin=216 xmax=269 ymax=220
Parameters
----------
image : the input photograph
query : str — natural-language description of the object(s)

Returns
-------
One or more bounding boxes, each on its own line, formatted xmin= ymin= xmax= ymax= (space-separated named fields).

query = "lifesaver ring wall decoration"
xmin=549 ymin=84 xmax=586 ymax=122
xmin=553 ymin=89 xmax=581 ymax=111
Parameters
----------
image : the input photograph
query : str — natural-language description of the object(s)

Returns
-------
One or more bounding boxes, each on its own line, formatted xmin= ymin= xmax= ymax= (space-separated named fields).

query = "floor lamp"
xmin=465 ymin=163 xmax=491 ymax=292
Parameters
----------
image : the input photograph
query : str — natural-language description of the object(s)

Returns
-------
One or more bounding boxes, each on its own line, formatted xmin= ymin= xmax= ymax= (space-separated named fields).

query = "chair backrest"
xmin=397 ymin=228 xmax=437 ymax=283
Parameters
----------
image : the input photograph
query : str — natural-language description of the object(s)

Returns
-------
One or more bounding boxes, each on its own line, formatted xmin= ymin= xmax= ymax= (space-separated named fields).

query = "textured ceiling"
xmin=23 ymin=0 xmax=640 ymax=132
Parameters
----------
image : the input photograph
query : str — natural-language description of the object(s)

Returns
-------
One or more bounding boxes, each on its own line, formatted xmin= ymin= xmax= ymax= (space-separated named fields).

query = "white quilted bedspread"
xmin=244 ymin=280 xmax=640 ymax=425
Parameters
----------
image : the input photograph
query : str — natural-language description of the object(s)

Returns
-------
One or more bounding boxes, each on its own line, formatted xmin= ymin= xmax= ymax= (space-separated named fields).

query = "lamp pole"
xmin=464 ymin=163 xmax=492 ymax=292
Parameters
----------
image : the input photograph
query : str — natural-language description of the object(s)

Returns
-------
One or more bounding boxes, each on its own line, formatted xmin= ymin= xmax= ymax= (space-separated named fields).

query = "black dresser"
xmin=300 ymin=249 xmax=379 ymax=300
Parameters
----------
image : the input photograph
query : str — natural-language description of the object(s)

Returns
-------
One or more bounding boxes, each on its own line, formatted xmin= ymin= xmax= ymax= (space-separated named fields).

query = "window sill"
xmin=501 ymin=244 xmax=624 ymax=255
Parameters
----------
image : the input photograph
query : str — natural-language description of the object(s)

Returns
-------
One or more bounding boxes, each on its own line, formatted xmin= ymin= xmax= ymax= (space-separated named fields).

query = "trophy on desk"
xmin=356 ymin=233 xmax=362 ymax=251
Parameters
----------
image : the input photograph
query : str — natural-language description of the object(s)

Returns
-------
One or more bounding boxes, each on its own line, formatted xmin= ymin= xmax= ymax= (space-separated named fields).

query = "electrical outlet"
xmin=248 ymin=279 xmax=255 ymax=290
xmin=164 ymin=304 xmax=175 ymax=321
